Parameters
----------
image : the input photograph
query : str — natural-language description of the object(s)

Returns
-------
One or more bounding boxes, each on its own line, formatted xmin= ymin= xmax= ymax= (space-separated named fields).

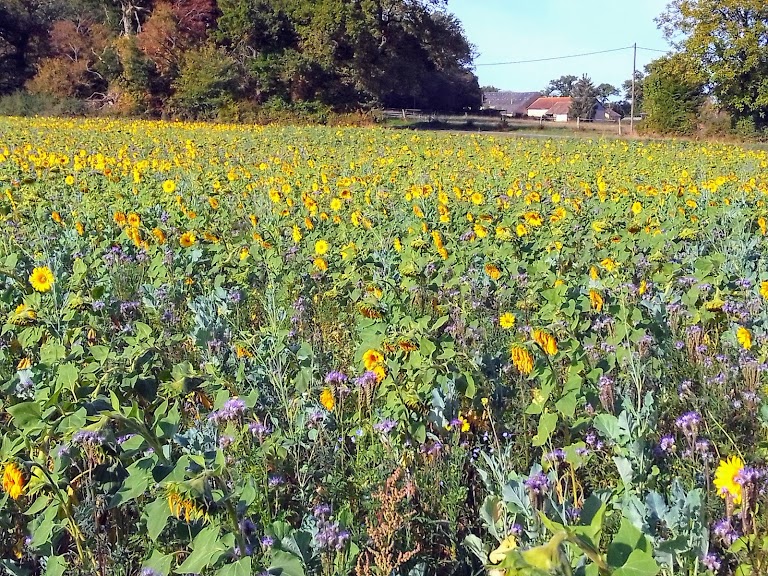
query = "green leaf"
xmin=268 ymin=550 xmax=305 ymax=576
xmin=56 ymin=363 xmax=79 ymax=393
xmin=110 ymin=461 xmax=152 ymax=507
xmin=144 ymin=497 xmax=171 ymax=541
xmin=175 ymin=524 xmax=225 ymax=574
xmin=143 ymin=550 xmax=173 ymax=576
xmin=7 ymin=402 xmax=42 ymax=429
xmin=31 ymin=504 xmax=60 ymax=548
xmin=608 ymin=518 xmax=646 ymax=569
xmin=216 ymin=557 xmax=252 ymax=576
xmin=44 ymin=555 xmax=68 ymax=576
xmin=611 ymin=549 xmax=659 ymax=576
xmin=532 ymin=411 xmax=558 ymax=447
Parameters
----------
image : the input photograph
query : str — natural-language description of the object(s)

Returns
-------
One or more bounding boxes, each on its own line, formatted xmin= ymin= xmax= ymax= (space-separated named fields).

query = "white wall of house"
xmin=554 ymin=113 xmax=568 ymax=122
xmin=527 ymin=109 xmax=548 ymax=118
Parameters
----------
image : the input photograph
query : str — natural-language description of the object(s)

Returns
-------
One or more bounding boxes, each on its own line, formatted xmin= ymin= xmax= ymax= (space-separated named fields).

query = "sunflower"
xmin=315 ymin=239 xmax=329 ymax=255
xmin=714 ymin=455 xmax=744 ymax=505
xmin=113 ymin=211 xmax=127 ymax=227
xmin=499 ymin=313 xmax=516 ymax=329
xmin=75 ymin=221 xmax=84 ymax=236
xmin=167 ymin=489 xmax=206 ymax=523
xmin=737 ymin=326 xmax=752 ymax=350
xmin=29 ymin=266 xmax=54 ymax=292
xmin=533 ymin=330 xmax=558 ymax=356
xmin=320 ymin=388 xmax=335 ymax=411
xmin=363 ymin=349 xmax=384 ymax=370
xmin=510 ymin=346 xmax=534 ymax=374
xmin=179 ymin=232 xmax=196 ymax=248
xmin=51 ymin=211 xmax=62 ymax=224
xmin=162 ymin=179 xmax=176 ymax=194
xmin=589 ymin=289 xmax=604 ymax=312
xmin=484 ymin=263 xmax=501 ymax=281
xmin=313 ymin=257 xmax=328 ymax=272
xmin=127 ymin=212 xmax=140 ymax=228
xmin=152 ymin=227 xmax=166 ymax=244
xmin=761 ymin=281 xmax=768 ymax=299
xmin=2 ymin=462 xmax=26 ymax=499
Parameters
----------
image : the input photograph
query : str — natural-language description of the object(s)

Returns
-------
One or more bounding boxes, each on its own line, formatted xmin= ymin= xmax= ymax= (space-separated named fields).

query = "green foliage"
xmin=658 ymin=0 xmax=768 ymax=131
xmin=642 ymin=54 xmax=706 ymax=135
xmin=170 ymin=44 xmax=239 ymax=118
xmin=570 ymin=74 xmax=598 ymax=120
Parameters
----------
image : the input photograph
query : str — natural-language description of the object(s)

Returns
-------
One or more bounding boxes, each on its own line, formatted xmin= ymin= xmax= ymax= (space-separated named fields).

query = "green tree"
xmin=569 ymin=74 xmax=597 ymax=119
xmin=643 ymin=53 xmax=706 ymax=135
xmin=657 ymin=0 xmax=768 ymax=130
xmin=170 ymin=43 xmax=238 ymax=117
xmin=596 ymin=82 xmax=618 ymax=102
xmin=622 ymin=70 xmax=645 ymax=113
xmin=544 ymin=74 xmax=577 ymax=97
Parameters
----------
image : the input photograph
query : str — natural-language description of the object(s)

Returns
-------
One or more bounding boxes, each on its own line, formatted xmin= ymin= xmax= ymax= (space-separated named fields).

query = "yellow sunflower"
xmin=499 ymin=313 xmax=516 ymax=329
xmin=363 ymin=349 xmax=384 ymax=370
xmin=714 ymin=455 xmax=744 ymax=505
xmin=162 ymin=179 xmax=176 ymax=194
xmin=179 ymin=232 xmax=196 ymax=248
xmin=533 ymin=330 xmax=558 ymax=356
xmin=2 ymin=462 xmax=26 ymax=500
xmin=320 ymin=388 xmax=335 ymax=411
xmin=737 ymin=326 xmax=752 ymax=350
xmin=29 ymin=266 xmax=54 ymax=292
xmin=315 ymin=239 xmax=329 ymax=255
xmin=510 ymin=346 xmax=534 ymax=374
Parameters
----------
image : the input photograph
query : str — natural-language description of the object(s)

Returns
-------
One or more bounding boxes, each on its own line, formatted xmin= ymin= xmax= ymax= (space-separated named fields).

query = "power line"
xmin=638 ymin=46 xmax=669 ymax=53
xmin=475 ymin=45 xmax=668 ymax=67
xmin=475 ymin=46 xmax=633 ymax=66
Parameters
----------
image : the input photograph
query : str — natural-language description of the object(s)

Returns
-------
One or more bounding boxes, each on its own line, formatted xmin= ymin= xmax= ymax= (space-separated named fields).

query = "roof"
xmin=483 ymin=91 xmax=542 ymax=115
xmin=528 ymin=96 xmax=573 ymax=111
xmin=548 ymin=101 xmax=572 ymax=116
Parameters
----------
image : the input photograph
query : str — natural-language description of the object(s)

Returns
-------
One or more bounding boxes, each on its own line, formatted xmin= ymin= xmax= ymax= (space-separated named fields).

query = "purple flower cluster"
xmin=374 ymin=418 xmax=397 ymax=434
xmin=675 ymin=411 xmax=701 ymax=440
xmin=713 ymin=518 xmax=739 ymax=547
xmin=72 ymin=430 xmax=105 ymax=446
xmin=313 ymin=505 xmax=349 ymax=552
xmin=324 ymin=371 xmax=348 ymax=385
xmin=524 ymin=472 xmax=551 ymax=495
xmin=209 ymin=397 xmax=247 ymax=424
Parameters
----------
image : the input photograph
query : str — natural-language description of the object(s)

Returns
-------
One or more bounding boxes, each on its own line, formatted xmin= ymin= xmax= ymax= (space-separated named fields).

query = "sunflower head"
xmin=319 ymin=388 xmax=335 ymax=411
xmin=714 ymin=455 xmax=744 ymax=505
xmin=179 ymin=231 xmax=196 ymax=248
xmin=29 ymin=266 xmax=54 ymax=292
xmin=2 ymin=462 xmax=27 ymax=500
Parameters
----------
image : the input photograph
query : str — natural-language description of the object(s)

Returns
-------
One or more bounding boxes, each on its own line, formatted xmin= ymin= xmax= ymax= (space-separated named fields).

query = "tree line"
xmin=0 ymin=0 xmax=481 ymax=118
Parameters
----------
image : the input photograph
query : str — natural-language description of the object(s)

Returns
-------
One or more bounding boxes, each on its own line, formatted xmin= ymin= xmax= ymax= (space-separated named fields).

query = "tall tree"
xmin=621 ymin=70 xmax=645 ymax=113
xmin=657 ymin=0 xmax=768 ymax=130
xmin=544 ymin=74 xmax=577 ymax=97
xmin=643 ymin=52 xmax=706 ymax=135
xmin=569 ymin=74 xmax=598 ymax=119
xmin=596 ymin=82 xmax=618 ymax=102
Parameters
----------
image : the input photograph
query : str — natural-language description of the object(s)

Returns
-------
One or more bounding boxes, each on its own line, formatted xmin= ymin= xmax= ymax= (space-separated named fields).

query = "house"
xmin=482 ymin=91 xmax=542 ymax=117
xmin=527 ymin=96 xmax=572 ymax=122
xmin=593 ymin=103 xmax=623 ymax=122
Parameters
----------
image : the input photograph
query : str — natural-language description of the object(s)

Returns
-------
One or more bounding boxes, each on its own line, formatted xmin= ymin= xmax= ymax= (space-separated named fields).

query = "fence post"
xmin=576 ymin=116 xmax=580 ymax=130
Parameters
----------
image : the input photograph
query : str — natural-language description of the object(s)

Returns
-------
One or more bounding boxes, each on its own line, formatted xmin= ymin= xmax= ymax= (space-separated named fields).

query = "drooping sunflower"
xmin=510 ymin=346 xmax=534 ymax=374
xmin=533 ymin=330 xmax=558 ymax=356
xmin=714 ymin=455 xmax=744 ymax=505
xmin=29 ymin=266 xmax=54 ymax=292
xmin=2 ymin=462 xmax=27 ymax=500
xmin=589 ymin=289 xmax=604 ymax=312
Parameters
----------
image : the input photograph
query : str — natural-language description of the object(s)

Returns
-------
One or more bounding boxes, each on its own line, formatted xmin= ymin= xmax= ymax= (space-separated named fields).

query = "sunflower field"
xmin=2 ymin=117 xmax=768 ymax=576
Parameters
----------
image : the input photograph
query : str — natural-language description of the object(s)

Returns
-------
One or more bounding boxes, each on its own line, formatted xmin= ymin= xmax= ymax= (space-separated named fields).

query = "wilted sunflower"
xmin=484 ymin=263 xmax=501 ymax=281
xmin=589 ymin=289 xmax=604 ymax=312
xmin=510 ymin=346 xmax=534 ymax=374
xmin=533 ymin=330 xmax=558 ymax=356
xmin=29 ymin=266 xmax=54 ymax=292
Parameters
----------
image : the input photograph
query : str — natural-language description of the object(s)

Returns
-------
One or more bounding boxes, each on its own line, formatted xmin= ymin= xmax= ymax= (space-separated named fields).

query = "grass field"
xmin=1 ymin=116 xmax=768 ymax=576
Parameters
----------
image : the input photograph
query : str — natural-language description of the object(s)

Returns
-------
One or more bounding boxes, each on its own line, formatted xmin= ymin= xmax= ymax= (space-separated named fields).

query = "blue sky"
xmin=449 ymin=0 xmax=672 ymax=94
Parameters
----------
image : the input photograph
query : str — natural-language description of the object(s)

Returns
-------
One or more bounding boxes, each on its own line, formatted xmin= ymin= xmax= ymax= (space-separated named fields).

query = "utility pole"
xmin=630 ymin=42 xmax=637 ymax=134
